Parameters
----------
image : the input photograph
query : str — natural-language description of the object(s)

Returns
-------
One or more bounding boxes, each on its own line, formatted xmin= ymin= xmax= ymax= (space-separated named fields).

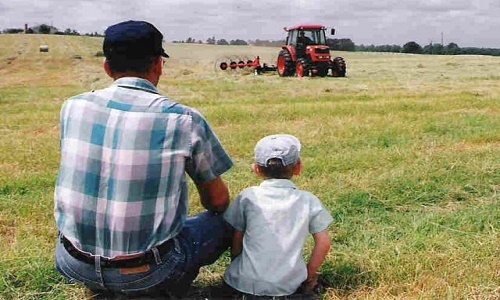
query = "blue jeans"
xmin=55 ymin=211 xmax=232 ymax=297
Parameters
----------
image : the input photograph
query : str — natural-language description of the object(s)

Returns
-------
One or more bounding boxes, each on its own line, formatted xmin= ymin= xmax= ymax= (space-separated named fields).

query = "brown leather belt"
xmin=61 ymin=235 xmax=175 ymax=268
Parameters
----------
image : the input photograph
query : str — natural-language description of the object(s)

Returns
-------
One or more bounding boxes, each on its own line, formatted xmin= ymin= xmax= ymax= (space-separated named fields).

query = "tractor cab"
xmin=287 ymin=26 xmax=328 ymax=58
xmin=277 ymin=24 xmax=346 ymax=77
xmin=285 ymin=26 xmax=333 ymax=48
xmin=284 ymin=25 xmax=332 ymax=60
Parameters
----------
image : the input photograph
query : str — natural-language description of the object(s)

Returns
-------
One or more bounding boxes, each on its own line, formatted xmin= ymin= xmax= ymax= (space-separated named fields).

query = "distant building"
xmin=23 ymin=23 xmax=34 ymax=34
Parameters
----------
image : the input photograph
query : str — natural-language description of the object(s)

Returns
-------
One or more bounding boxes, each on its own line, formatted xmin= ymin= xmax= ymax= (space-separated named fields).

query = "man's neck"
xmin=112 ymin=72 xmax=158 ymax=86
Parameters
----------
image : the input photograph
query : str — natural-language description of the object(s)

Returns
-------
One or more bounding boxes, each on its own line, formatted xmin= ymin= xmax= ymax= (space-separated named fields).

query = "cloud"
xmin=0 ymin=0 xmax=498 ymax=48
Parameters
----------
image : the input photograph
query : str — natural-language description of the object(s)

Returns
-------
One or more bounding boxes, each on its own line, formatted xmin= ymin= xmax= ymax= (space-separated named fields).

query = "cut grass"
xmin=0 ymin=34 xmax=499 ymax=299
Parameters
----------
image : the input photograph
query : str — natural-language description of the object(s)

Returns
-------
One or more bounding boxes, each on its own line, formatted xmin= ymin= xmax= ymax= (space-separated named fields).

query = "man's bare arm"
xmin=195 ymin=176 xmax=230 ymax=214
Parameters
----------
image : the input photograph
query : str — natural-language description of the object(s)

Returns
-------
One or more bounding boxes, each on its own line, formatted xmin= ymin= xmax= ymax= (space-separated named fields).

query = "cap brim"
xmin=161 ymin=49 xmax=169 ymax=58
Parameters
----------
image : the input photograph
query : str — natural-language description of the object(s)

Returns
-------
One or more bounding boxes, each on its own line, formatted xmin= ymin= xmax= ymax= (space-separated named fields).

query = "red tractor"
xmin=277 ymin=24 xmax=346 ymax=77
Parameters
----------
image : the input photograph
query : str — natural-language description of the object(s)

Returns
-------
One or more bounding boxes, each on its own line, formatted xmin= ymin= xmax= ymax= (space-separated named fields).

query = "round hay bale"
xmin=39 ymin=45 xmax=49 ymax=52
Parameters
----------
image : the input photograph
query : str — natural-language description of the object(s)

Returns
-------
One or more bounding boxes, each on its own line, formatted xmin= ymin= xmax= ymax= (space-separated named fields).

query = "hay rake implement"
xmin=214 ymin=55 xmax=277 ymax=75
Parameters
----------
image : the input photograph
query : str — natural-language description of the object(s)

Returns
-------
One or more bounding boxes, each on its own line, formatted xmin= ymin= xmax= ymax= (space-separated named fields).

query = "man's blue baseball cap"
xmin=103 ymin=20 xmax=169 ymax=59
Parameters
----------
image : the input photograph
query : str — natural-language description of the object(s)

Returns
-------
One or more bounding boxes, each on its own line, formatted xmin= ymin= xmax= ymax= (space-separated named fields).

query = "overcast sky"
xmin=1 ymin=0 xmax=499 ymax=48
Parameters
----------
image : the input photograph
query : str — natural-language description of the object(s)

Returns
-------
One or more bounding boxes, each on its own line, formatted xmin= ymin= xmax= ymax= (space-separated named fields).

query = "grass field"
xmin=0 ymin=34 xmax=499 ymax=300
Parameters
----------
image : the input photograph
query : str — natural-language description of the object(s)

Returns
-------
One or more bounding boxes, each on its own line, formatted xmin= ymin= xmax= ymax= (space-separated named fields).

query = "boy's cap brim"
xmin=254 ymin=134 xmax=301 ymax=167
xmin=103 ymin=20 xmax=169 ymax=58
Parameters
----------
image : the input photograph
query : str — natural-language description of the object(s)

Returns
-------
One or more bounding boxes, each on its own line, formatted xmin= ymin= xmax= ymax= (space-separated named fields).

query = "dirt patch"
xmin=0 ymin=217 xmax=17 ymax=247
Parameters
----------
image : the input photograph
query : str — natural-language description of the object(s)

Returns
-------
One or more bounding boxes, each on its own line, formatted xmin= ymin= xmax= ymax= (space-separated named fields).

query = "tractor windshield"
xmin=287 ymin=28 xmax=328 ymax=46
xmin=302 ymin=29 xmax=327 ymax=45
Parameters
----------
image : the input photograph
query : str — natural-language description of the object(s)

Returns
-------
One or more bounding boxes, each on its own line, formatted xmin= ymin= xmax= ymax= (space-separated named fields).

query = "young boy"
xmin=223 ymin=134 xmax=333 ymax=297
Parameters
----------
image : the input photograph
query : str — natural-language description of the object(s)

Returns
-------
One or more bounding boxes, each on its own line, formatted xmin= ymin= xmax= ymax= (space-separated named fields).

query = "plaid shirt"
xmin=54 ymin=77 xmax=233 ymax=258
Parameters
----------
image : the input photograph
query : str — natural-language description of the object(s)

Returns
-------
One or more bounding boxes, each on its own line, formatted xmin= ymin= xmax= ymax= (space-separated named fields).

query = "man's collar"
xmin=112 ymin=77 xmax=160 ymax=94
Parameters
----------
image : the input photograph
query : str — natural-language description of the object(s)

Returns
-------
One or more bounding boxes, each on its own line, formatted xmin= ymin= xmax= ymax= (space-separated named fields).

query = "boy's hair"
xmin=256 ymin=158 xmax=299 ymax=179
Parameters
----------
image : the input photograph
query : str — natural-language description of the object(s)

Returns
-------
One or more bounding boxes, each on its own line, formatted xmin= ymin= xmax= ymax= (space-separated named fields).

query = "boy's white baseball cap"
xmin=254 ymin=134 xmax=301 ymax=167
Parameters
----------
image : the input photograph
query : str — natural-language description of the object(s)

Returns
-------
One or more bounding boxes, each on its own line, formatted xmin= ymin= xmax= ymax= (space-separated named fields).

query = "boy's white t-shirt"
xmin=223 ymin=178 xmax=334 ymax=296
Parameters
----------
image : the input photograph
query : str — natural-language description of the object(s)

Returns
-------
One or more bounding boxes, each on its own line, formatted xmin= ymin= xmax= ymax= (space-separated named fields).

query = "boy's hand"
xmin=302 ymin=273 xmax=319 ymax=293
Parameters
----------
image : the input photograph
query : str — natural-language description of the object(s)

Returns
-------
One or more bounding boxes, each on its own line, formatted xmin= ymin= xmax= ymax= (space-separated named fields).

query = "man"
xmin=54 ymin=20 xmax=233 ymax=297
xmin=296 ymin=31 xmax=313 ymax=58
xmin=297 ymin=31 xmax=313 ymax=46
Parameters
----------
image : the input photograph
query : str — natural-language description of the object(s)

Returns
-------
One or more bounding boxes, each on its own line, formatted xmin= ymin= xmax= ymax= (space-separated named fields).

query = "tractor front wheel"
xmin=317 ymin=65 xmax=329 ymax=77
xmin=277 ymin=50 xmax=294 ymax=77
xmin=296 ymin=59 xmax=307 ymax=77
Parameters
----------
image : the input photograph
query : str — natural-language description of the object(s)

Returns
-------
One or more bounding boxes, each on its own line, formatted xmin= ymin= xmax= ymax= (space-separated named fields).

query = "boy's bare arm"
xmin=231 ymin=230 xmax=244 ymax=260
xmin=306 ymin=229 xmax=331 ymax=283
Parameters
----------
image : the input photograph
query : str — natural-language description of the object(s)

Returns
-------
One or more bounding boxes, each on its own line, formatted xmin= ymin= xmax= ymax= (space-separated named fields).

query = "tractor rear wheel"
xmin=277 ymin=50 xmax=294 ymax=77
xmin=331 ymin=57 xmax=346 ymax=77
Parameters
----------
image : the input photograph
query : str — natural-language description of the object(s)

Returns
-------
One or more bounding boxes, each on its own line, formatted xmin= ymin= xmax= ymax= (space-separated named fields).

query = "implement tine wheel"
xmin=215 ymin=55 xmax=257 ymax=73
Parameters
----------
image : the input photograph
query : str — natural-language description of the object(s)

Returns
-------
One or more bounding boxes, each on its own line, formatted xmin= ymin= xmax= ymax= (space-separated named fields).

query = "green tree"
xmin=2 ymin=28 xmax=24 ymax=34
xmin=206 ymin=36 xmax=216 ymax=44
xmin=63 ymin=28 xmax=80 ymax=36
xmin=429 ymin=43 xmax=444 ymax=55
xmin=402 ymin=41 xmax=423 ymax=54
xmin=38 ymin=24 xmax=52 ymax=34
xmin=328 ymin=38 xmax=355 ymax=51
xmin=217 ymin=39 xmax=229 ymax=45
xmin=229 ymin=39 xmax=248 ymax=45
xmin=445 ymin=43 xmax=461 ymax=55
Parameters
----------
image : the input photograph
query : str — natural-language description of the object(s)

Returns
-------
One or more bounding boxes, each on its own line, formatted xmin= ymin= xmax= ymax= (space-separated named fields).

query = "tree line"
xmin=172 ymin=36 xmax=500 ymax=56
xmin=325 ymin=39 xmax=500 ymax=56
xmin=2 ymin=24 xmax=499 ymax=56
xmin=1 ymin=24 xmax=103 ymax=37
xmin=172 ymin=36 xmax=250 ymax=45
